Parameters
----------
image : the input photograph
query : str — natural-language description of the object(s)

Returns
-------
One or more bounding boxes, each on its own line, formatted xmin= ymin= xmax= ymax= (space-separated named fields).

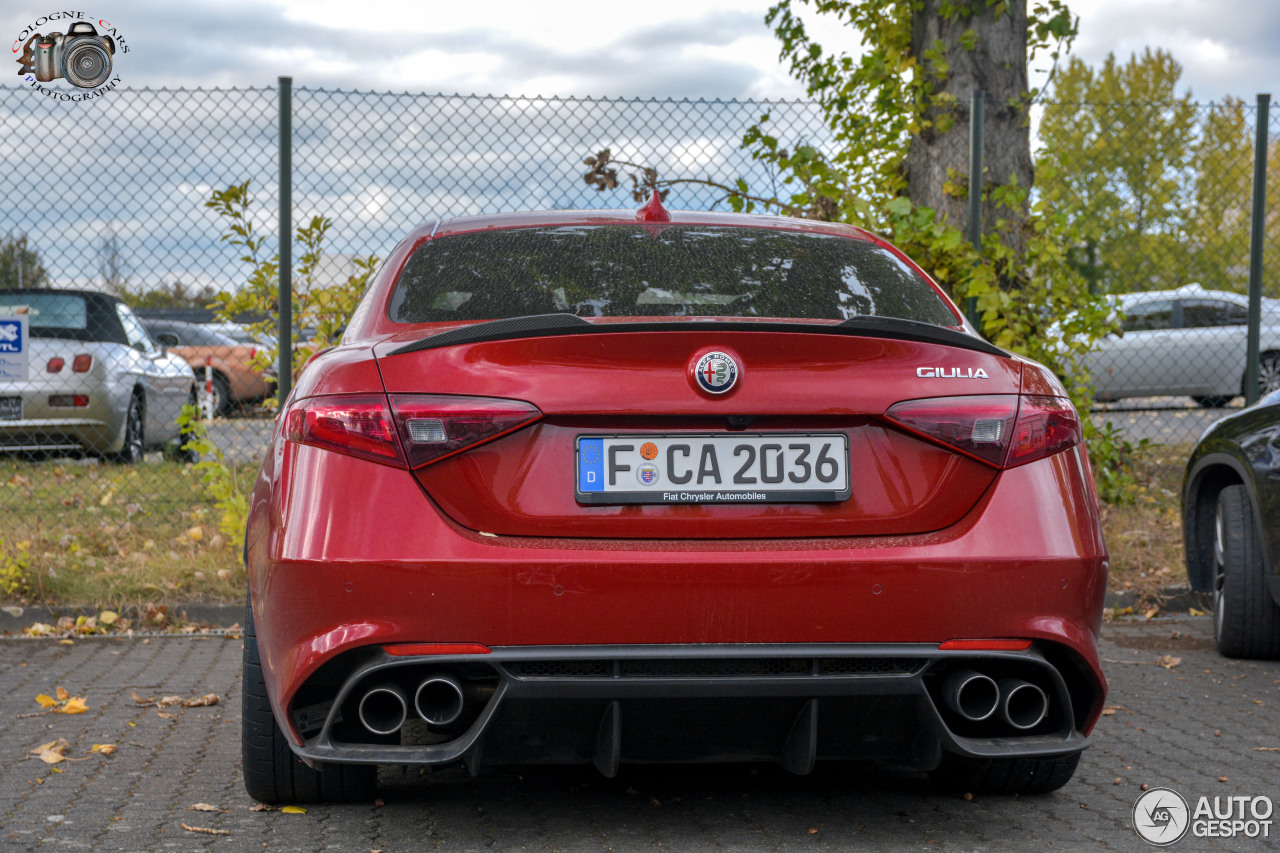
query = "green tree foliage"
xmin=0 ymin=234 xmax=50 ymax=290
xmin=109 ymin=279 xmax=221 ymax=310
xmin=204 ymin=180 xmax=379 ymax=407
xmin=1038 ymin=49 xmax=1197 ymax=293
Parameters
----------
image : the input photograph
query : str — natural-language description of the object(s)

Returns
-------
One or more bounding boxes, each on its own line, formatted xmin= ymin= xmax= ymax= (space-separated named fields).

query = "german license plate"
xmin=0 ymin=396 xmax=20 ymax=421
xmin=576 ymin=433 xmax=850 ymax=504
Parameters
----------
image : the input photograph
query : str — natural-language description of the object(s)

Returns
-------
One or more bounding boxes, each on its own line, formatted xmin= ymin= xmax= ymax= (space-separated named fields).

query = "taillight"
xmin=885 ymin=394 xmax=1079 ymax=468
xmin=285 ymin=395 xmax=404 ymax=466
xmin=72 ymin=354 xmax=93 ymax=373
xmin=48 ymin=395 xmax=89 ymax=408
xmin=1007 ymin=396 xmax=1080 ymax=466
xmin=249 ymin=347 xmax=257 ymax=360
xmin=388 ymin=394 xmax=542 ymax=469
xmin=47 ymin=357 xmax=65 ymax=373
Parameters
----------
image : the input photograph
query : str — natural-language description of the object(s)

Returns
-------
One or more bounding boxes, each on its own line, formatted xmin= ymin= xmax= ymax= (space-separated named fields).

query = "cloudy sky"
xmin=5 ymin=0 xmax=1277 ymax=102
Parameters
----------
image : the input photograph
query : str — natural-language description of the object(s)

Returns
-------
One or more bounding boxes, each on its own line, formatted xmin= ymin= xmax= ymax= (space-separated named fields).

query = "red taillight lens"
xmin=47 ymin=357 xmax=65 ymax=373
xmin=72 ymin=354 xmax=93 ymax=373
xmin=48 ymin=395 xmax=89 ymax=408
xmin=885 ymin=394 xmax=1079 ymax=468
xmin=388 ymin=394 xmax=542 ymax=469
xmin=1008 ymin=395 xmax=1080 ymax=466
xmin=284 ymin=395 xmax=405 ymax=466
xmin=249 ymin=347 xmax=257 ymax=360
xmin=884 ymin=395 xmax=1019 ymax=466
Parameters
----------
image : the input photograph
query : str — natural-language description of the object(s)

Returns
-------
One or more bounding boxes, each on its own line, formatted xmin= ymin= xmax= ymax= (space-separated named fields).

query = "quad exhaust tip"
xmin=357 ymin=684 xmax=408 ymax=735
xmin=415 ymin=675 xmax=465 ymax=726
xmin=943 ymin=669 xmax=1000 ymax=722
xmin=998 ymin=678 xmax=1049 ymax=730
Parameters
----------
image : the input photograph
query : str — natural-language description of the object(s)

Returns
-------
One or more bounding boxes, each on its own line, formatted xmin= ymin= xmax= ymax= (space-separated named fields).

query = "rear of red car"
xmin=243 ymin=208 xmax=1107 ymax=803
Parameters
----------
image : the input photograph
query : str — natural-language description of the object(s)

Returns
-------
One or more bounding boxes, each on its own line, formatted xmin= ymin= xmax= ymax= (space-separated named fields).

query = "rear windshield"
xmin=388 ymin=225 xmax=958 ymax=326
xmin=0 ymin=293 xmax=87 ymax=330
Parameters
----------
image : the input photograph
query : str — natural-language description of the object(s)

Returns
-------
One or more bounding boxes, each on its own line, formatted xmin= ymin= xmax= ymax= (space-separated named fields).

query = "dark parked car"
xmin=1183 ymin=391 xmax=1280 ymax=658
xmin=243 ymin=201 xmax=1108 ymax=804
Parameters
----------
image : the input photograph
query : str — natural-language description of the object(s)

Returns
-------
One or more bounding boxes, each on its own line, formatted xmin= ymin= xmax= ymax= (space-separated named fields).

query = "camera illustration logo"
xmin=13 ymin=12 xmax=128 ymax=98
xmin=1134 ymin=787 xmax=1191 ymax=846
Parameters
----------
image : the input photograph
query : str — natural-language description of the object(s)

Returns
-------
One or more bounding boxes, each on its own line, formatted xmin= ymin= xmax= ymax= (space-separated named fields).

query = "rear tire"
xmin=108 ymin=394 xmax=144 ymax=465
xmin=242 ymin=596 xmax=378 ymax=803
xmin=928 ymin=751 xmax=1081 ymax=795
xmin=1213 ymin=485 xmax=1280 ymax=659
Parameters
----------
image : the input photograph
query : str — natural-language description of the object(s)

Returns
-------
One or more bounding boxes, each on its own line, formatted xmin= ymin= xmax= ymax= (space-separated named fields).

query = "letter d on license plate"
xmin=575 ymin=433 xmax=850 ymax=505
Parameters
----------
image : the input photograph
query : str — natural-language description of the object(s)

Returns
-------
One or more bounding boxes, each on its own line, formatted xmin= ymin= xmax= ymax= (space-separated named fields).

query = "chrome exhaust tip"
xmin=357 ymin=683 xmax=408 ymax=735
xmin=943 ymin=669 xmax=1000 ymax=722
xmin=414 ymin=675 xmax=465 ymax=726
xmin=998 ymin=678 xmax=1049 ymax=730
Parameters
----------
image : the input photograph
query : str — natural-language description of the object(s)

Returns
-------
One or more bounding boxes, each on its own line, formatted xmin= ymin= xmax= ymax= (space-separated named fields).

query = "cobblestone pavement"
xmin=2 ymin=614 xmax=1277 ymax=852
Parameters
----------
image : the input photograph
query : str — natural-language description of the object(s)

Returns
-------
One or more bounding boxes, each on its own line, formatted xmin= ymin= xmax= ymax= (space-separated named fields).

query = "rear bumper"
xmin=248 ymin=441 xmax=1109 ymax=766
xmin=0 ymin=377 xmax=127 ymax=453
xmin=288 ymin=643 xmax=1091 ymax=772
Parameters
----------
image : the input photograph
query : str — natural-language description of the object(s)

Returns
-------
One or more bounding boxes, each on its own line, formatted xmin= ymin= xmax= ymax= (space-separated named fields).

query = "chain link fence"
xmin=0 ymin=84 xmax=1275 ymax=599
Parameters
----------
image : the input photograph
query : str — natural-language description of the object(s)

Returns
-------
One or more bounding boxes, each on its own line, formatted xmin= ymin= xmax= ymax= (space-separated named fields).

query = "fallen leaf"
xmin=90 ymin=744 xmax=116 ymax=756
xmin=1189 ymin=607 xmax=1206 ymax=616
xmin=158 ymin=696 xmax=183 ymax=707
xmin=1219 ymin=776 xmax=1229 ymax=783
xmin=281 ymin=805 xmax=307 ymax=815
xmin=807 ymin=828 xmax=819 ymax=834
xmin=30 ymin=739 xmax=71 ymax=764
xmin=189 ymin=803 xmax=227 ymax=813
xmin=58 ymin=697 xmax=88 ymax=715
xmin=249 ymin=803 xmax=274 ymax=812
xmin=130 ymin=690 xmax=155 ymax=706
xmin=55 ymin=686 xmax=69 ymax=701
xmin=58 ymin=639 xmax=73 ymax=646
xmin=1156 ymin=655 xmax=1182 ymax=670
xmin=156 ymin=710 xmax=176 ymax=720
xmin=1113 ymin=777 xmax=1122 ymax=785
xmin=35 ymin=694 xmax=58 ymax=708
xmin=181 ymin=822 xmax=229 ymax=836
xmin=182 ymin=694 xmax=219 ymax=708
xmin=1143 ymin=606 xmax=1159 ymax=619
xmin=185 ymin=526 xmax=203 ymax=542
xmin=99 ymin=611 xmax=118 ymax=626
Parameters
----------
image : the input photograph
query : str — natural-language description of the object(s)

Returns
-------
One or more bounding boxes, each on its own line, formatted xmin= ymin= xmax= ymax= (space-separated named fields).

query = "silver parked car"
xmin=0 ymin=289 xmax=197 ymax=462
xmin=1085 ymin=283 xmax=1280 ymax=408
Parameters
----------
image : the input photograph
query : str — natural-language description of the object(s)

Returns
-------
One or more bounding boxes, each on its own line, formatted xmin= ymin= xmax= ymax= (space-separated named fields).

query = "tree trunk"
xmin=907 ymin=0 xmax=1033 ymax=260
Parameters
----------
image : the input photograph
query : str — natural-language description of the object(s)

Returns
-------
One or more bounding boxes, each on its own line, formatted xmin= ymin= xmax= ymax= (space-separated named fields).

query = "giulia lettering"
xmin=916 ymin=366 xmax=989 ymax=379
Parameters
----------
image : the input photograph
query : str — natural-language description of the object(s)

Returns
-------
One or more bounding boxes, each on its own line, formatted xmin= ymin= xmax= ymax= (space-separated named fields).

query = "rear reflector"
xmin=72 ymin=354 xmax=93 ymax=373
xmin=885 ymin=394 xmax=1080 ymax=469
xmin=938 ymin=639 xmax=1032 ymax=651
xmin=285 ymin=395 xmax=404 ymax=466
xmin=47 ymin=357 xmax=65 ymax=373
xmin=383 ymin=643 xmax=491 ymax=657
xmin=388 ymin=394 xmax=542 ymax=469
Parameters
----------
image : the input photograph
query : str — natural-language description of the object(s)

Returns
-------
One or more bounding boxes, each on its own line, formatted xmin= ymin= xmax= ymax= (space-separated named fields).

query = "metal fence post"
xmin=277 ymin=76 xmax=293 ymax=407
xmin=1245 ymin=92 xmax=1271 ymax=406
xmin=966 ymin=89 xmax=984 ymax=328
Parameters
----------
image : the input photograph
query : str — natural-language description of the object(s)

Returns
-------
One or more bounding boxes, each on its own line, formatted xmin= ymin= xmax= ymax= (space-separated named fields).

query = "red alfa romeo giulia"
xmin=242 ymin=198 xmax=1108 ymax=803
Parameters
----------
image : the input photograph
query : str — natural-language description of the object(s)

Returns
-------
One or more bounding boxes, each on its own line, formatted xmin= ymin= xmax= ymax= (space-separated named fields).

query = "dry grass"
xmin=0 ymin=456 xmax=248 ymax=609
xmin=1098 ymin=443 xmax=1191 ymax=605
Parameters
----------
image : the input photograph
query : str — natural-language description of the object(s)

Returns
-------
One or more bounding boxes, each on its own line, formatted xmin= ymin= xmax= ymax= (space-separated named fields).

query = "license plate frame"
xmin=0 ymin=396 xmax=20 ymax=422
xmin=575 ymin=433 xmax=851 ymax=505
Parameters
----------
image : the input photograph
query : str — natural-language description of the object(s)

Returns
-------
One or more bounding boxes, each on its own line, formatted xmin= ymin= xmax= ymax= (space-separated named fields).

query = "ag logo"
xmin=1133 ymin=787 xmax=1190 ymax=846
xmin=692 ymin=351 xmax=738 ymax=396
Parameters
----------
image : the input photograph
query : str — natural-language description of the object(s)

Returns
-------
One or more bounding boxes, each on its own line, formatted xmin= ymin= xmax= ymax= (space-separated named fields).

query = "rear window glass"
xmin=388 ymin=225 xmax=959 ymax=326
xmin=0 ymin=293 xmax=87 ymax=330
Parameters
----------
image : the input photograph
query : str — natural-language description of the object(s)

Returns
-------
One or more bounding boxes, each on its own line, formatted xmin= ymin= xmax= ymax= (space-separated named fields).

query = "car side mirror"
xmin=156 ymin=332 xmax=179 ymax=348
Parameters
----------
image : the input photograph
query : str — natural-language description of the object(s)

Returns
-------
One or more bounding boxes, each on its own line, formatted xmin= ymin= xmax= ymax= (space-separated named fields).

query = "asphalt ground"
xmin=2 ymin=614 xmax=1278 ymax=852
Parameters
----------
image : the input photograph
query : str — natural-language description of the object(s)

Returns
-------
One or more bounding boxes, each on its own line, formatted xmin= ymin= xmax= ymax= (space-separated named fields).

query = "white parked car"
xmin=1084 ymin=284 xmax=1280 ymax=408
xmin=0 ymin=289 xmax=197 ymax=462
